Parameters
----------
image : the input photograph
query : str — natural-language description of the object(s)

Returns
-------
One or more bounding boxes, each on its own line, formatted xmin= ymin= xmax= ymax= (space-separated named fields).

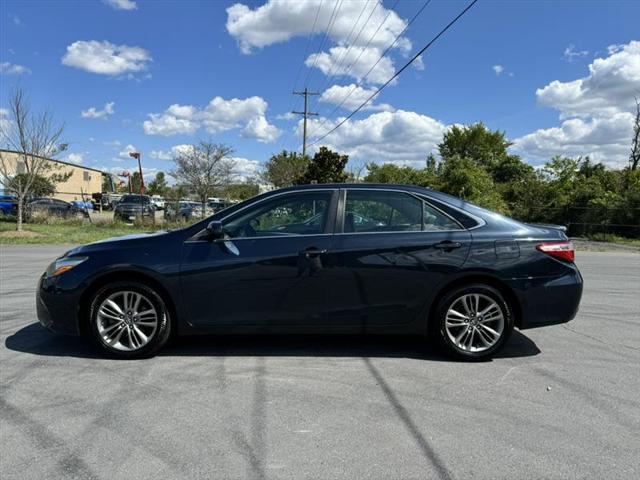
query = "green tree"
xmin=299 ymin=146 xmax=348 ymax=184
xmin=263 ymin=150 xmax=309 ymax=188
xmin=364 ymin=163 xmax=438 ymax=188
xmin=439 ymin=123 xmax=513 ymax=170
xmin=438 ymin=156 xmax=507 ymax=212
xmin=11 ymin=173 xmax=56 ymax=198
xmin=130 ymin=171 xmax=143 ymax=194
xmin=147 ymin=172 xmax=169 ymax=196
xmin=223 ymin=183 xmax=260 ymax=201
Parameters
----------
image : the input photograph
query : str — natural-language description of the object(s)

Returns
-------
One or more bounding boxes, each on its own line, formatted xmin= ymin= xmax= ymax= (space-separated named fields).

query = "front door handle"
xmin=300 ymin=248 xmax=327 ymax=257
xmin=433 ymin=241 xmax=462 ymax=251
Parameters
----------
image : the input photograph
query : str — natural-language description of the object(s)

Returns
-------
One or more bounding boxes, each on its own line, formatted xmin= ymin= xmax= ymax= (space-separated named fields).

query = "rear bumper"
xmin=507 ymin=266 xmax=583 ymax=329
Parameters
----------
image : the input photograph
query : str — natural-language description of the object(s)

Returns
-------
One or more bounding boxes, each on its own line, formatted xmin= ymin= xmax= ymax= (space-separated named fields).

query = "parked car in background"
xmin=165 ymin=201 xmax=212 ymax=221
xmin=150 ymin=195 xmax=165 ymax=210
xmin=207 ymin=199 xmax=233 ymax=213
xmin=36 ymin=184 xmax=582 ymax=360
xmin=97 ymin=193 xmax=123 ymax=211
xmin=26 ymin=198 xmax=90 ymax=220
xmin=113 ymin=194 xmax=155 ymax=222
xmin=70 ymin=199 xmax=93 ymax=211
xmin=0 ymin=194 xmax=17 ymax=216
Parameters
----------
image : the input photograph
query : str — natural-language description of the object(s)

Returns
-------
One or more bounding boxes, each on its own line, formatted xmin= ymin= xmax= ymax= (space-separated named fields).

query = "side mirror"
xmin=206 ymin=220 xmax=225 ymax=241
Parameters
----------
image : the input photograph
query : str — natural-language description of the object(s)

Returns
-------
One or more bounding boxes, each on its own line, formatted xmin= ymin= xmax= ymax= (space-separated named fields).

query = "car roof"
xmin=275 ymin=183 xmax=471 ymax=208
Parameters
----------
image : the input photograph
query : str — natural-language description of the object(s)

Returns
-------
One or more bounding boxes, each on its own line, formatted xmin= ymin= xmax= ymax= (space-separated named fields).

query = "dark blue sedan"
xmin=36 ymin=184 xmax=583 ymax=360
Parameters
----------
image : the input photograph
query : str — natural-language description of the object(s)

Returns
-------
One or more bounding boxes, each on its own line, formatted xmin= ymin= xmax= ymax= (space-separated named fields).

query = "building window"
xmin=17 ymin=161 xmax=26 ymax=174
xmin=83 ymin=171 xmax=91 ymax=181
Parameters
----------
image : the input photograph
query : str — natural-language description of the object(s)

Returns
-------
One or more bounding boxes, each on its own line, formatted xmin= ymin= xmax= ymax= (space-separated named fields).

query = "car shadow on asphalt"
xmin=5 ymin=322 xmax=541 ymax=361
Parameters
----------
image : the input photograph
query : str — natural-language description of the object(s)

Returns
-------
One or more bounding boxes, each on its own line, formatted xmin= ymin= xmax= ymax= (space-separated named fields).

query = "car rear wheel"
xmin=433 ymin=284 xmax=514 ymax=360
xmin=88 ymin=282 xmax=171 ymax=359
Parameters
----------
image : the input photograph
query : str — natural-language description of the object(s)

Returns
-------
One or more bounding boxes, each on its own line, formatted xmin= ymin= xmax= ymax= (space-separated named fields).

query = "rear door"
xmin=324 ymin=188 xmax=472 ymax=327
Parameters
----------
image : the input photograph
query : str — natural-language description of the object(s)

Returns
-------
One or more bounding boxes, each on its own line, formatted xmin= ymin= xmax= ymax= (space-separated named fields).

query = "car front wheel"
xmin=88 ymin=282 xmax=171 ymax=359
xmin=433 ymin=284 xmax=514 ymax=360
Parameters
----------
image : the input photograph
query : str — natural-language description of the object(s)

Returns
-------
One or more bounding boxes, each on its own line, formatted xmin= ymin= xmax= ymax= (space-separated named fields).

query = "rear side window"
xmin=345 ymin=190 xmax=461 ymax=233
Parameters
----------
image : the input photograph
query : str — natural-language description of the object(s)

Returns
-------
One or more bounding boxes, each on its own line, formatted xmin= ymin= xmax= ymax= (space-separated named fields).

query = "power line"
xmin=277 ymin=0 xmax=325 ymax=153
xmin=313 ymin=0 xmax=375 ymax=98
xmin=292 ymin=0 xmax=324 ymax=93
xmin=309 ymin=0 xmax=480 ymax=147
xmin=316 ymin=0 xmax=431 ymax=128
xmin=303 ymin=0 xmax=344 ymax=91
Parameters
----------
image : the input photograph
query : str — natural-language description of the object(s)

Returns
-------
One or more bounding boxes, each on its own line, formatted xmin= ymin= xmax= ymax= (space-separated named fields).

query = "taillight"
xmin=536 ymin=242 xmax=575 ymax=263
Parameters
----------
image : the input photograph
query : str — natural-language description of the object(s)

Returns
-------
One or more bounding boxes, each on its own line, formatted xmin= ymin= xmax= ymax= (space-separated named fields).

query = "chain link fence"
xmin=515 ymin=206 xmax=640 ymax=240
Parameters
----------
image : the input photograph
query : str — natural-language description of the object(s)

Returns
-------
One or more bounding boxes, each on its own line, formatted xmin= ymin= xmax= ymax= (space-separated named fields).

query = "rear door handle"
xmin=433 ymin=241 xmax=462 ymax=251
xmin=300 ymin=248 xmax=327 ymax=257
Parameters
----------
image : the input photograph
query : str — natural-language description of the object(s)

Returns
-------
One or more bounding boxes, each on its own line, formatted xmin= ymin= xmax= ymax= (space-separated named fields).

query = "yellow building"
xmin=0 ymin=149 xmax=106 ymax=202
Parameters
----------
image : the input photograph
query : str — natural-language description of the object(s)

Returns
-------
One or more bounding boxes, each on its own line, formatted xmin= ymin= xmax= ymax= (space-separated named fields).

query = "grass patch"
xmin=0 ymin=219 xmax=178 ymax=245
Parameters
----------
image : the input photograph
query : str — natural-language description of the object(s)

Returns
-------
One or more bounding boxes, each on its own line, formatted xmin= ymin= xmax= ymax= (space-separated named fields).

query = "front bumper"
xmin=36 ymin=274 xmax=82 ymax=335
xmin=507 ymin=266 xmax=583 ymax=329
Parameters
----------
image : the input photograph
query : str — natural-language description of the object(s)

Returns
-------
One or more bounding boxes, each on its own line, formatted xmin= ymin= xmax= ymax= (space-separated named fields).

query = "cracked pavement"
xmin=1 ymin=245 xmax=639 ymax=479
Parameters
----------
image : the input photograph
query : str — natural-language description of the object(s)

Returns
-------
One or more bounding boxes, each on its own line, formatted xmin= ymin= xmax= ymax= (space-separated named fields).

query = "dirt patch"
xmin=0 ymin=230 xmax=43 ymax=238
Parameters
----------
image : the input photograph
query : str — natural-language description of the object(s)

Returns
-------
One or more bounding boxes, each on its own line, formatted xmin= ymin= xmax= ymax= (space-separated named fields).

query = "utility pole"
xmin=292 ymin=88 xmax=318 ymax=157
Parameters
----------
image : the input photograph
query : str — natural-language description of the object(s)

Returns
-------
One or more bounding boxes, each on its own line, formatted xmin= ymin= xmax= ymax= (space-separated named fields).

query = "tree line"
xmin=264 ymin=122 xmax=640 ymax=238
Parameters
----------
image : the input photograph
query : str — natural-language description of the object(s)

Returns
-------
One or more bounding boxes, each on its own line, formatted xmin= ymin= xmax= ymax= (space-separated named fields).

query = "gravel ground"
xmin=1 ymin=245 xmax=639 ymax=480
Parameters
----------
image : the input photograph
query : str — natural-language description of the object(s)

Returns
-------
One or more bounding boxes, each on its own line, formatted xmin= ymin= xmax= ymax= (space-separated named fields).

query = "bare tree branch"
xmin=170 ymin=141 xmax=235 ymax=218
xmin=630 ymin=97 xmax=640 ymax=171
xmin=0 ymin=87 xmax=67 ymax=231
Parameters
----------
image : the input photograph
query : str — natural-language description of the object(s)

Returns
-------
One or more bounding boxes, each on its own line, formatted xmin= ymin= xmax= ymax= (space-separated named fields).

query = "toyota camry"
xmin=36 ymin=184 xmax=583 ymax=360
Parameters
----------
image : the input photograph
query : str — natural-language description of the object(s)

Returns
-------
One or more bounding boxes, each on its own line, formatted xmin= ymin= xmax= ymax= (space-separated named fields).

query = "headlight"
xmin=46 ymin=256 xmax=88 ymax=277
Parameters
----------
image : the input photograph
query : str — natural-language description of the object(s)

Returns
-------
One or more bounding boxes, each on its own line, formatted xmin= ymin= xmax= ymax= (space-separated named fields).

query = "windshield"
xmin=120 ymin=195 xmax=149 ymax=203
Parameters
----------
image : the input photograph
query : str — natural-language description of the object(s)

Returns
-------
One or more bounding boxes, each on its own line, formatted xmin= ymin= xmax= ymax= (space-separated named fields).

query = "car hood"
xmin=66 ymin=230 xmax=173 ymax=256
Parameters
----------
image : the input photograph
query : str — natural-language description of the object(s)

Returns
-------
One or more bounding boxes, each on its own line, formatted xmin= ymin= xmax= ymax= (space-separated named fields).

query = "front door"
xmin=180 ymin=189 xmax=337 ymax=327
xmin=324 ymin=189 xmax=472 ymax=327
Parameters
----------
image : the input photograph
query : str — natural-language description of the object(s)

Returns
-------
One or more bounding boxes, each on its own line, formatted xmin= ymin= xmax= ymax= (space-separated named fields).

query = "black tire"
xmin=88 ymin=281 xmax=172 ymax=359
xmin=431 ymin=283 xmax=514 ymax=361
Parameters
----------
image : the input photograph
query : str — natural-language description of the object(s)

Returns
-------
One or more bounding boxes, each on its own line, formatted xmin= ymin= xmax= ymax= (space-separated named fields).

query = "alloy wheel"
xmin=96 ymin=291 xmax=158 ymax=352
xmin=444 ymin=293 xmax=505 ymax=353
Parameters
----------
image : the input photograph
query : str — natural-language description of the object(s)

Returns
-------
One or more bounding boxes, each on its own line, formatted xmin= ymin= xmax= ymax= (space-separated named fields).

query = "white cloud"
xmin=61 ymin=40 xmax=151 ymax=76
xmin=231 ymin=157 xmax=262 ymax=182
xmin=276 ymin=112 xmax=297 ymax=121
xmin=513 ymin=113 xmax=634 ymax=167
xmin=0 ymin=62 xmax=30 ymax=75
xmin=143 ymin=96 xmax=280 ymax=142
xmin=413 ymin=55 xmax=425 ymax=71
xmin=241 ymin=116 xmax=280 ymax=143
xmin=226 ymin=0 xmax=409 ymax=55
xmin=103 ymin=0 xmax=137 ymax=10
xmin=513 ymin=41 xmax=639 ymax=167
xmin=492 ymin=64 xmax=504 ymax=76
xmin=536 ymin=41 xmax=640 ymax=118
xmin=149 ymin=144 xmax=193 ymax=161
xmin=563 ymin=44 xmax=589 ymax=63
xmin=66 ymin=153 xmax=84 ymax=164
xmin=320 ymin=84 xmax=393 ymax=112
xmin=81 ymin=102 xmax=115 ymax=119
xmin=117 ymin=144 xmax=138 ymax=160
xmin=304 ymin=109 xmax=448 ymax=165
xmin=306 ymin=46 xmax=395 ymax=85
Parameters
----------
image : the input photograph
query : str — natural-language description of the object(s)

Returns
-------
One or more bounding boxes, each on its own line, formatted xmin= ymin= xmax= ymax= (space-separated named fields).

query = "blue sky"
xmin=1 ymin=0 xmax=639 ymax=182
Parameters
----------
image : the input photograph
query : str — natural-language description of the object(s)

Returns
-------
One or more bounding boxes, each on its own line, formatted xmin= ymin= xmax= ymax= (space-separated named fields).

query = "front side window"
xmin=224 ymin=191 xmax=332 ymax=238
xmin=345 ymin=190 xmax=461 ymax=233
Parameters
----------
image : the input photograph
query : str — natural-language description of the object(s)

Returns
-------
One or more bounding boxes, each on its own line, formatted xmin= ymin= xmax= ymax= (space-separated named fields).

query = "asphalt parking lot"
xmin=1 ymin=245 xmax=639 ymax=480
